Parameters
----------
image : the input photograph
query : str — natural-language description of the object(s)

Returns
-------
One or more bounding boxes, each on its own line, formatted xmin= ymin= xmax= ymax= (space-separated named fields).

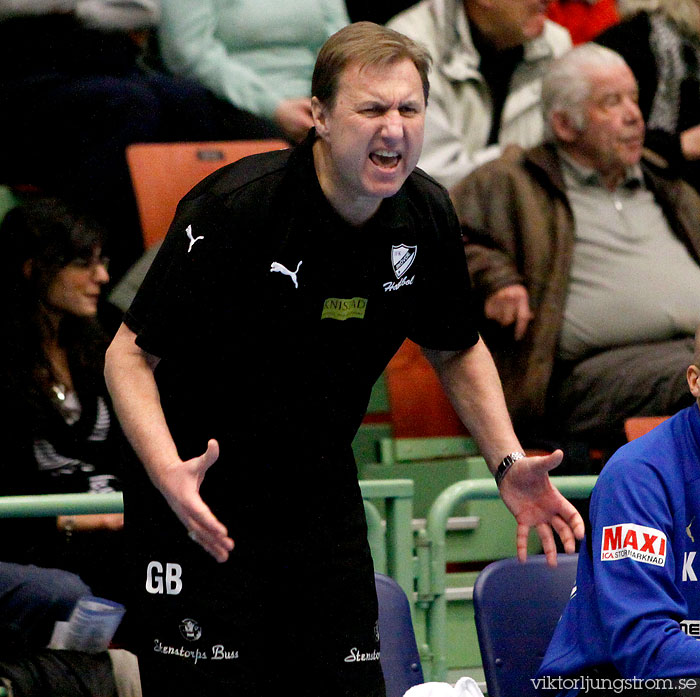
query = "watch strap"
xmin=495 ymin=451 xmax=525 ymax=487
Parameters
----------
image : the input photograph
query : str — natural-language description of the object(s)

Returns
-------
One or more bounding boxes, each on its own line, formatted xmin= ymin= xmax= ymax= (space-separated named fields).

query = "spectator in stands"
xmin=0 ymin=0 xmax=284 ymax=279
xmin=451 ymin=44 xmax=700 ymax=461
xmin=595 ymin=0 xmax=700 ymax=193
xmin=537 ymin=328 xmax=700 ymax=694
xmin=387 ymin=0 xmax=572 ymax=189
xmin=345 ymin=0 xmax=417 ymax=25
xmin=547 ymin=0 xmax=620 ymax=44
xmin=0 ymin=562 xmax=139 ymax=697
xmin=0 ymin=562 xmax=91 ymax=652
xmin=157 ymin=0 xmax=350 ymax=144
xmin=0 ymin=198 xmax=126 ymax=601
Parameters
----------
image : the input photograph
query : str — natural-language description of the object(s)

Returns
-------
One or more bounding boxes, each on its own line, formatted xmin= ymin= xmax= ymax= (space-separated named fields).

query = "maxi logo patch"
xmin=321 ymin=297 xmax=368 ymax=321
xmin=391 ymin=244 xmax=417 ymax=279
xmin=601 ymin=523 xmax=667 ymax=566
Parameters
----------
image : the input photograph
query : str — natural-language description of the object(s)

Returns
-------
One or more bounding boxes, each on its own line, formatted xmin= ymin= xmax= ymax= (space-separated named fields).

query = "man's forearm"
xmin=104 ymin=324 xmax=180 ymax=489
xmin=426 ymin=338 xmax=583 ymax=563
xmin=424 ymin=337 xmax=522 ymax=472
xmin=106 ymin=325 xmax=232 ymax=560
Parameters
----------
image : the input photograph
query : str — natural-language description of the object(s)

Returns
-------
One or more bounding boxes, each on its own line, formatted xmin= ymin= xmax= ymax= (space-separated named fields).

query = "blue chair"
xmin=375 ymin=573 xmax=423 ymax=697
xmin=473 ymin=554 xmax=579 ymax=697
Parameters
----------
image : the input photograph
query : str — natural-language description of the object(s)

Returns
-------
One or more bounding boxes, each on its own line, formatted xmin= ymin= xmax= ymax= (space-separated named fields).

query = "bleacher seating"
xmin=473 ymin=554 xmax=579 ymax=697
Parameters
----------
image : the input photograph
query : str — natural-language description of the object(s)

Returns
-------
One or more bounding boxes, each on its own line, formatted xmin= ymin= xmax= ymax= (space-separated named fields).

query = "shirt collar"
xmin=557 ymin=148 xmax=644 ymax=190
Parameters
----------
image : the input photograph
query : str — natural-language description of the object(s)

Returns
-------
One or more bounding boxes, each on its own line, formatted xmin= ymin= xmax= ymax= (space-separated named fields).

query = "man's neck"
xmin=469 ymin=13 xmax=524 ymax=145
xmin=465 ymin=0 xmax=521 ymax=51
xmin=312 ymin=139 xmax=379 ymax=227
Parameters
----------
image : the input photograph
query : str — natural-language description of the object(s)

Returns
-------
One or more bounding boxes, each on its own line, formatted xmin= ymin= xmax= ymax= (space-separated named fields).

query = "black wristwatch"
xmin=495 ymin=451 xmax=525 ymax=487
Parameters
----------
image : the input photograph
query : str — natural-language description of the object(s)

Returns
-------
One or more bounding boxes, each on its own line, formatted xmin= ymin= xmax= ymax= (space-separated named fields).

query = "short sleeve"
xmin=407 ymin=192 xmax=480 ymax=351
xmin=124 ymin=192 xmax=231 ymax=358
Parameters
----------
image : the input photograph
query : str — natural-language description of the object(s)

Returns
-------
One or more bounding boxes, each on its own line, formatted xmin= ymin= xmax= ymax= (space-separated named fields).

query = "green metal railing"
xmin=421 ymin=475 xmax=597 ymax=681
xmin=359 ymin=479 xmax=414 ymax=600
xmin=0 ymin=479 xmax=415 ymax=604
xmin=0 ymin=492 xmax=124 ymax=518
xmin=0 ymin=474 xmax=597 ymax=685
xmin=0 ymin=492 xmax=126 ymax=697
xmin=363 ymin=500 xmax=387 ymax=573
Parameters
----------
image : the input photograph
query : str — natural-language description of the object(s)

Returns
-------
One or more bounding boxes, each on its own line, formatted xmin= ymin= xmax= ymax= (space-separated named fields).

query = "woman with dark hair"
xmin=0 ymin=198 xmax=125 ymax=601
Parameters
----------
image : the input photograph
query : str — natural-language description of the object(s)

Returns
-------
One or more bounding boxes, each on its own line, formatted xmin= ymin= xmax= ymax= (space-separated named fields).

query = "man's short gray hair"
xmin=542 ymin=43 xmax=629 ymax=141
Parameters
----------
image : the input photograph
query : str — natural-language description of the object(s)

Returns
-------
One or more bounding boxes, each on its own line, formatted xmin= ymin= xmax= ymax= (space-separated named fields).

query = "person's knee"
xmin=57 ymin=75 xmax=162 ymax=143
xmin=24 ymin=566 xmax=91 ymax=617
xmin=51 ymin=567 xmax=92 ymax=607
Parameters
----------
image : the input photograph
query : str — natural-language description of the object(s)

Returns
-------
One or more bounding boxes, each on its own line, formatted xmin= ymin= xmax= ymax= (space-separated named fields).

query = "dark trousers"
xmin=548 ymin=337 xmax=695 ymax=449
xmin=0 ymin=564 xmax=120 ymax=696
xmin=0 ymin=562 xmax=90 ymax=652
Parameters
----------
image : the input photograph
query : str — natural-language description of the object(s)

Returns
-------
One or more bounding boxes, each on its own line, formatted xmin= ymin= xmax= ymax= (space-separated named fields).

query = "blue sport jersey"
xmin=538 ymin=405 xmax=700 ymax=693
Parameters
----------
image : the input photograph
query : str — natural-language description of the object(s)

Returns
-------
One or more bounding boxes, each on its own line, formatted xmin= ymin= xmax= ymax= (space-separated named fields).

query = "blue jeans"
xmin=0 ymin=562 xmax=90 ymax=651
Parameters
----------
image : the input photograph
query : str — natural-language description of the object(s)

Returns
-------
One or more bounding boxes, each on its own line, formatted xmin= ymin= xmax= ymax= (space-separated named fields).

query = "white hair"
xmin=541 ymin=43 xmax=629 ymax=141
xmin=618 ymin=0 xmax=700 ymax=36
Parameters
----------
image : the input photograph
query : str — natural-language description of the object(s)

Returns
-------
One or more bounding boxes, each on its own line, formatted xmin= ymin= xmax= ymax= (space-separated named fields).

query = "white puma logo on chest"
xmin=270 ymin=260 xmax=303 ymax=289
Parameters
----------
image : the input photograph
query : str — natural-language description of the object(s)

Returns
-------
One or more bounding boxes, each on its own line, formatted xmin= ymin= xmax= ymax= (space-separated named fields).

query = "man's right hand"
xmin=484 ymin=284 xmax=533 ymax=340
xmin=157 ymin=439 xmax=235 ymax=563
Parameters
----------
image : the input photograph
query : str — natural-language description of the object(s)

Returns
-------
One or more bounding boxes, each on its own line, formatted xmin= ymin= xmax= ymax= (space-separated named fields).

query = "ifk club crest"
xmin=391 ymin=244 xmax=417 ymax=279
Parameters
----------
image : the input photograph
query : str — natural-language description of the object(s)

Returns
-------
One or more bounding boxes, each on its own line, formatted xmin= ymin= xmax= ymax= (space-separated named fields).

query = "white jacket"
xmin=388 ymin=0 xmax=571 ymax=189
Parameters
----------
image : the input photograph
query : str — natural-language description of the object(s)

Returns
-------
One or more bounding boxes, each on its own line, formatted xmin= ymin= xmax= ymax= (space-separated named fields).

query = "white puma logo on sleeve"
xmin=270 ymin=260 xmax=303 ymax=289
xmin=186 ymin=224 xmax=204 ymax=253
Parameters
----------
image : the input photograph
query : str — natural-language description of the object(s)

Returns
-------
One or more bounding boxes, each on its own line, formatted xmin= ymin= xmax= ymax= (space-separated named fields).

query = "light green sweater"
xmin=158 ymin=0 xmax=349 ymax=119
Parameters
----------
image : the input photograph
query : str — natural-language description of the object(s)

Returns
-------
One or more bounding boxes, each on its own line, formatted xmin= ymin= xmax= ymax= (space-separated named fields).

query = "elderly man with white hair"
xmin=451 ymin=43 xmax=700 ymax=459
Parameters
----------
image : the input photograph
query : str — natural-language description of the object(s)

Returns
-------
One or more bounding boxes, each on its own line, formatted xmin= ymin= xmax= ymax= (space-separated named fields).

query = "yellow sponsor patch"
xmin=321 ymin=297 xmax=368 ymax=320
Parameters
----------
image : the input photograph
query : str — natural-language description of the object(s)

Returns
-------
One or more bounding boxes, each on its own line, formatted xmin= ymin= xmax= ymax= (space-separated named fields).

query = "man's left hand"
xmin=498 ymin=450 xmax=585 ymax=566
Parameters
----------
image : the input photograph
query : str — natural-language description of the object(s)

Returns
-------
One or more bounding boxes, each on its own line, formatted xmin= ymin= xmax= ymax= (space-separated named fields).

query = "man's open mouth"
xmin=370 ymin=150 xmax=401 ymax=169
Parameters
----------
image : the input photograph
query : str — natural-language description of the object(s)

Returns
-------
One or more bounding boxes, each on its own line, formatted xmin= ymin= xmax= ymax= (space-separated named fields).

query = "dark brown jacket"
xmin=450 ymin=142 xmax=700 ymax=427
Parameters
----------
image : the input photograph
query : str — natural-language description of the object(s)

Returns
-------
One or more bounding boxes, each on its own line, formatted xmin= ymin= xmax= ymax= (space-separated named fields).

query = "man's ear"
xmin=311 ymin=96 xmax=329 ymax=139
xmin=22 ymin=258 xmax=33 ymax=280
xmin=550 ymin=110 xmax=580 ymax=145
xmin=687 ymin=364 xmax=700 ymax=400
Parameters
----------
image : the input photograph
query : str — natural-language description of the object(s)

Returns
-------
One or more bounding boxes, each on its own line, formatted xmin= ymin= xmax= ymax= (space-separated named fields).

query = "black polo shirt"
xmin=125 ymin=132 xmax=478 ymax=471
xmin=122 ymin=133 xmax=479 ymax=696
